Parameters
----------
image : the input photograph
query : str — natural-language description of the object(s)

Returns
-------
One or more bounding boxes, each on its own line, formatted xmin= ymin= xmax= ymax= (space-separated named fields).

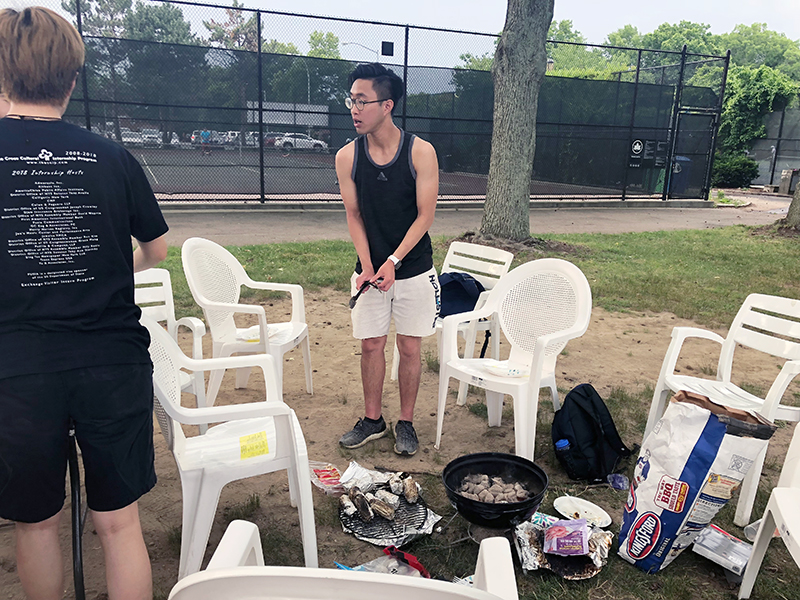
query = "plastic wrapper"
xmin=309 ymin=461 xmax=345 ymax=496
xmin=544 ymin=519 xmax=590 ymax=556
xmin=514 ymin=521 xmax=613 ymax=580
xmin=692 ymin=524 xmax=752 ymax=576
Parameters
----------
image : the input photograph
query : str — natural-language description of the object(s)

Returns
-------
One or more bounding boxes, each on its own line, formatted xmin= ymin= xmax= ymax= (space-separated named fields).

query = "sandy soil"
xmin=1 ymin=289 xmax=796 ymax=599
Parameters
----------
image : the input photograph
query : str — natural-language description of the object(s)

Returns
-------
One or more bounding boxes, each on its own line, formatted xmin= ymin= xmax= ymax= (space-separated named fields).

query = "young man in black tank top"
xmin=335 ymin=64 xmax=440 ymax=456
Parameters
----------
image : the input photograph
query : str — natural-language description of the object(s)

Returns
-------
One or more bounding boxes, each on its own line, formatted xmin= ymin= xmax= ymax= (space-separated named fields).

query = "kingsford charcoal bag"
xmin=617 ymin=391 xmax=775 ymax=573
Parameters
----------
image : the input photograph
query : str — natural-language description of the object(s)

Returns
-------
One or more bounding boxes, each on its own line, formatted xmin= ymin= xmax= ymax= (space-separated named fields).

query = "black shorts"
xmin=0 ymin=364 xmax=157 ymax=523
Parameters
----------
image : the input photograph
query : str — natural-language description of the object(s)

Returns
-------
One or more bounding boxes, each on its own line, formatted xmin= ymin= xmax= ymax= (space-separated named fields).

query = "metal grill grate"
xmin=340 ymin=492 xmax=429 ymax=542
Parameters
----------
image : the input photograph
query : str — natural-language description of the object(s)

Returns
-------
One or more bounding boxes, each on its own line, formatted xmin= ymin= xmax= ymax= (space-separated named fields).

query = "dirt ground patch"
xmin=1 ymin=289 xmax=796 ymax=599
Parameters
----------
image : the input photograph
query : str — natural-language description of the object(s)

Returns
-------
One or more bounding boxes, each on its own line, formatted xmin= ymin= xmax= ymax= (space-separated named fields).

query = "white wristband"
xmin=388 ymin=254 xmax=401 ymax=267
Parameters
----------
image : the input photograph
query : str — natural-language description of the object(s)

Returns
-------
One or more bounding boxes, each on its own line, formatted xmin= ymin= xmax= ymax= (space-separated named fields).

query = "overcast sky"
xmin=244 ymin=0 xmax=800 ymax=45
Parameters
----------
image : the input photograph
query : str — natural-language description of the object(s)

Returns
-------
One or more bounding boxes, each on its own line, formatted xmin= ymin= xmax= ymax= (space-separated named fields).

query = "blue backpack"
xmin=438 ymin=272 xmax=491 ymax=358
xmin=438 ymin=271 xmax=485 ymax=318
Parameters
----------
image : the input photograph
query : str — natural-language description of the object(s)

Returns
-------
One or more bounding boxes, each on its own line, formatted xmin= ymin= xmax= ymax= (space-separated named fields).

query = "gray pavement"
xmin=161 ymin=193 xmax=792 ymax=247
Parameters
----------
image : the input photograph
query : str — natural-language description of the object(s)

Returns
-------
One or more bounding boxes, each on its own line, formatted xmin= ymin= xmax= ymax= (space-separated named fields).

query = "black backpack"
xmin=438 ymin=271 xmax=485 ymax=318
xmin=551 ymin=384 xmax=632 ymax=482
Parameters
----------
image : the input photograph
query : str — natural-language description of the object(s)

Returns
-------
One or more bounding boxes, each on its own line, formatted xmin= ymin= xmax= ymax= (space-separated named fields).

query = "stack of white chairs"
xmin=142 ymin=317 xmax=317 ymax=578
xmin=437 ymin=258 xmax=592 ymax=461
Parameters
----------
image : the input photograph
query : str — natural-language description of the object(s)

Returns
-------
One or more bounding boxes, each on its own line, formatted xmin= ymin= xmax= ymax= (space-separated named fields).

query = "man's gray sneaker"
xmin=394 ymin=420 xmax=418 ymax=456
xmin=339 ymin=416 xmax=387 ymax=449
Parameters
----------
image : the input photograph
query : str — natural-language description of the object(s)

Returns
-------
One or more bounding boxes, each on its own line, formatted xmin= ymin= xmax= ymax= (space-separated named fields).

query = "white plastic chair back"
xmin=170 ymin=521 xmax=517 ymax=600
xmin=146 ymin=317 xmax=188 ymax=454
xmin=495 ymin=259 xmax=590 ymax=367
xmin=182 ymin=238 xmax=246 ymax=341
xmin=721 ymin=294 xmax=800 ymax=382
xmin=135 ymin=268 xmax=177 ymax=336
xmin=441 ymin=242 xmax=514 ymax=292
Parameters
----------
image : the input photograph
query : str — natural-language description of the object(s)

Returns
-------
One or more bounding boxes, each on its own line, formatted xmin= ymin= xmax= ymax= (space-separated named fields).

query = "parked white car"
xmin=119 ymin=127 xmax=143 ymax=146
xmin=141 ymin=128 xmax=162 ymax=147
xmin=275 ymin=133 xmax=328 ymax=152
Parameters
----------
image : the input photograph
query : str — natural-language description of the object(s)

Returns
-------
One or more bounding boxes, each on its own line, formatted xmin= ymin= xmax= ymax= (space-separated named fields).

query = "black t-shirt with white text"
xmin=0 ymin=118 xmax=168 ymax=379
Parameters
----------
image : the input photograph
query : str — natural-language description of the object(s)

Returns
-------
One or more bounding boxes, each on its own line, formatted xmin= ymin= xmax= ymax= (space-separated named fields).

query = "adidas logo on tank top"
xmin=377 ymin=171 xmax=388 ymax=181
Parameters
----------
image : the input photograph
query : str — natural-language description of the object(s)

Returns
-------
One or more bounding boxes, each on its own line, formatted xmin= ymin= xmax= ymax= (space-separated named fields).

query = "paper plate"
xmin=552 ymin=495 xmax=612 ymax=528
xmin=483 ymin=361 xmax=530 ymax=378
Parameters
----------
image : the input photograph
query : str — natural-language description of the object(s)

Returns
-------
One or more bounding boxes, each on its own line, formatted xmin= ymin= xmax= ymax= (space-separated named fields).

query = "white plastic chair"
xmin=181 ymin=237 xmax=313 ymax=406
xmin=169 ymin=520 xmax=518 ymax=600
xmin=739 ymin=424 xmax=800 ymax=598
xmin=437 ymin=258 xmax=592 ymax=461
xmin=390 ymin=242 xmax=516 ymax=404
xmin=135 ymin=268 xmax=207 ymax=411
xmin=644 ymin=293 xmax=800 ymax=526
xmin=141 ymin=317 xmax=318 ymax=578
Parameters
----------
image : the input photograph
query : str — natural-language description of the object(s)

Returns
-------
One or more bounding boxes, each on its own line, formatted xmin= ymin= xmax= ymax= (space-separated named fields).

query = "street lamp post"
xmin=342 ymin=41 xmax=380 ymax=62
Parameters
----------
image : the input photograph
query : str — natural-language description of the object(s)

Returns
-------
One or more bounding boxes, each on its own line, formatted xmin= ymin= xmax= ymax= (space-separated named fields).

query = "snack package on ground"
xmin=618 ymin=391 xmax=776 ymax=573
xmin=309 ymin=461 xmax=345 ymax=496
xmin=691 ymin=524 xmax=752 ymax=576
xmin=544 ymin=518 xmax=590 ymax=556
xmin=514 ymin=520 xmax=613 ymax=580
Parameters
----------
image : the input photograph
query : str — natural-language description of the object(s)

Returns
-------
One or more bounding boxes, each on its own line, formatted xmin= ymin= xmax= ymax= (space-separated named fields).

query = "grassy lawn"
xmin=165 ymin=225 xmax=800 ymax=328
xmin=157 ymin=225 xmax=800 ymax=600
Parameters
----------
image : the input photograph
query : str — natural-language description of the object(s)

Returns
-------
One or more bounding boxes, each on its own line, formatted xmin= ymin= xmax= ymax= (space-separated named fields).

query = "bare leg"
xmin=15 ymin=511 xmax=64 ymax=600
xmin=396 ymin=334 xmax=422 ymax=422
xmin=91 ymin=502 xmax=152 ymax=600
xmin=361 ymin=336 xmax=387 ymax=420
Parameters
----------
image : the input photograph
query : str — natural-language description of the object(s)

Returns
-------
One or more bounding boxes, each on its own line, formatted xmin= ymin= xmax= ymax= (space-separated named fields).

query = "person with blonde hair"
xmin=0 ymin=7 xmax=167 ymax=600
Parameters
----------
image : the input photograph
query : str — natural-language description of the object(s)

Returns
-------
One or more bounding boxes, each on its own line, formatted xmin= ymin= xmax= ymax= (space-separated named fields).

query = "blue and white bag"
xmin=617 ymin=391 xmax=775 ymax=573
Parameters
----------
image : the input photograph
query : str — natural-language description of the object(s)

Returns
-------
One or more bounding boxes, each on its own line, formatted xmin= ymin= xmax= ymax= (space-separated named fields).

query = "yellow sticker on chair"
xmin=239 ymin=431 xmax=269 ymax=459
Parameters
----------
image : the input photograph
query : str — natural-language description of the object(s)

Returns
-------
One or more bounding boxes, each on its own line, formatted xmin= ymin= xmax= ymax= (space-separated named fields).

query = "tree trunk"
xmin=480 ymin=0 xmax=554 ymax=241
xmin=786 ymin=183 xmax=800 ymax=229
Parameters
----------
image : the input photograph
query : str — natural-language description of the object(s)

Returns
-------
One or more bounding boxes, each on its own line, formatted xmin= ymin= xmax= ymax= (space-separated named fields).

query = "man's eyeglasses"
xmin=349 ymin=279 xmax=383 ymax=309
xmin=345 ymin=97 xmax=389 ymax=111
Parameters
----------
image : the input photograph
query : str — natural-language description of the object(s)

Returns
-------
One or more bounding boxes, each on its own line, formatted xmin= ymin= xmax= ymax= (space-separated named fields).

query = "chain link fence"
xmin=750 ymin=107 xmax=800 ymax=187
xmin=50 ymin=0 xmax=728 ymax=201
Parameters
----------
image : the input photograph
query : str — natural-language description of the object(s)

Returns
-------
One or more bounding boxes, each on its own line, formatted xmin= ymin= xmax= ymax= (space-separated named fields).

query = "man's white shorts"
xmin=351 ymin=267 xmax=440 ymax=339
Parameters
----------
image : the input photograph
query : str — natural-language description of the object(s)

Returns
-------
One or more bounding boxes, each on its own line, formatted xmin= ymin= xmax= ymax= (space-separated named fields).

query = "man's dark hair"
xmin=348 ymin=63 xmax=404 ymax=114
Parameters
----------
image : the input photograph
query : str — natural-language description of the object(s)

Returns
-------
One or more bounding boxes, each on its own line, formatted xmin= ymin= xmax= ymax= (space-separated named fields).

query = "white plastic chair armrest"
xmin=158 ymin=396 xmax=292 ymax=426
xmin=197 ymin=300 xmax=266 ymax=318
xmin=761 ymin=360 xmax=800 ymax=421
xmin=474 ymin=289 xmax=491 ymax=310
xmin=441 ymin=305 xmax=496 ymax=356
xmin=242 ymin=279 xmax=306 ymax=323
xmin=660 ymin=326 xmax=726 ymax=381
xmin=206 ymin=520 xmax=265 ymax=569
xmin=175 ymin=316 xmax=206 ymax=360
xmin=474 ymin=537 xmax=518 ymax=600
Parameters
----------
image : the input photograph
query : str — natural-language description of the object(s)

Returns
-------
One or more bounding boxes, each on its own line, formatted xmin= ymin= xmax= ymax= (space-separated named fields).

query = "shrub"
xmin=711 ymin=152 xmax=760 ymax=188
